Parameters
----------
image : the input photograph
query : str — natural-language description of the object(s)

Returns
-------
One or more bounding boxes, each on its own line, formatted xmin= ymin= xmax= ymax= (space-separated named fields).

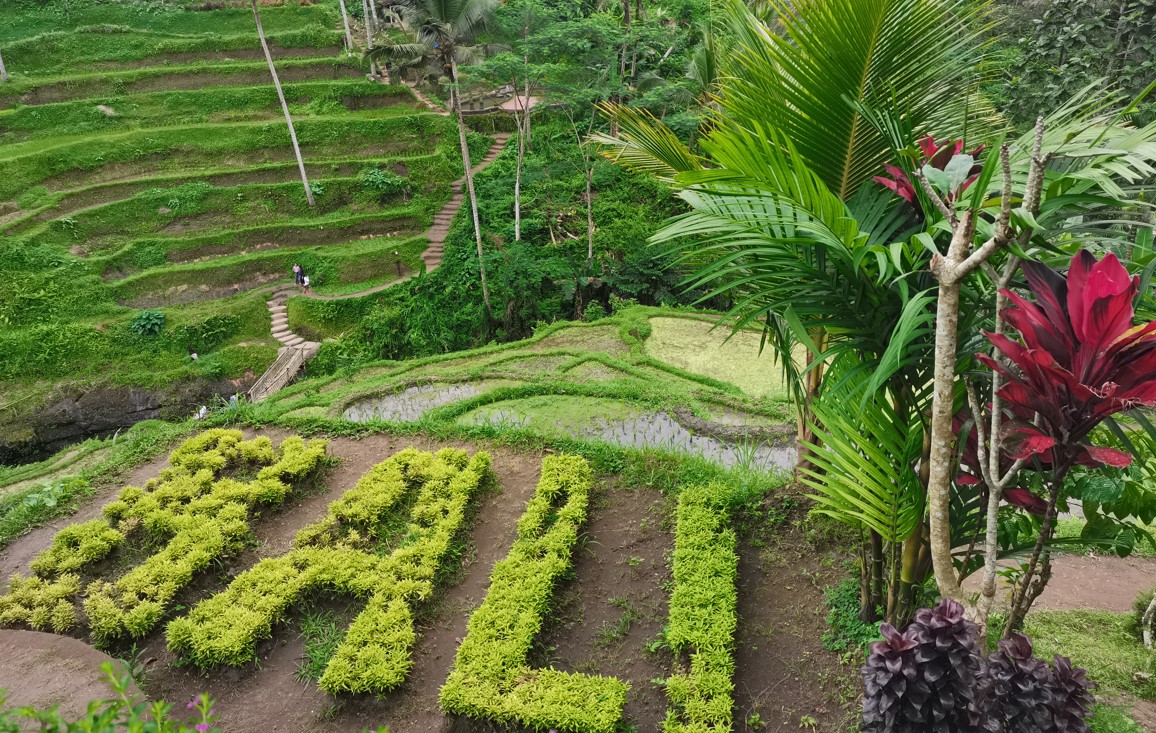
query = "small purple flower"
xmin=196 ymin=724 xmax=209 ymax=733
xmin=209 ymin=708 xmax=216 ymax=718
xmin=186 ymin=700 xmax=197 ymax=710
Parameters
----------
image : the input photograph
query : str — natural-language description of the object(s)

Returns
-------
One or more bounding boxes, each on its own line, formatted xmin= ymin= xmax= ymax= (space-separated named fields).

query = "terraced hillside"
xmin=259 ymin=306 xmax=798 ymax=470
xmin=0 ymin=0 xmax=491 ymax=462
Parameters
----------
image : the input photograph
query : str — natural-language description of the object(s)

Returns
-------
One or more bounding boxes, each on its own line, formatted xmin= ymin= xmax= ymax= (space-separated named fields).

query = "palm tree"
xmin=369 ymin=0 xmax=500 ymax=317
xmin=338 ymin=0 xmax=355 ymax=53
xmin=250 ymin=0 xmax=315 ymax=207
xmin=598 ymin=0 xmax=1156 ymax=626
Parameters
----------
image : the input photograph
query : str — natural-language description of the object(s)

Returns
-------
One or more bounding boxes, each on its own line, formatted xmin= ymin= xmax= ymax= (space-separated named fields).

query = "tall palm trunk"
xmin=362 ymin=0 xmax=380 ymax=77
xmin=513 ymin=88 xmax=524 ymax=241
xmin=0 ymin=50 xmax=8 ymax=82
xmin=337 ymin=0 xmax=354 ymax=53
xmin=450 ymin=56 xmax=493 ymax=317
xmin=251 ymin=0 xmax=314 ymax=207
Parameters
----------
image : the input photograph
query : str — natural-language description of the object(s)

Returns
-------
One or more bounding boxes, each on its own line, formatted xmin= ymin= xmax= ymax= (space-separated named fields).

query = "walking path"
xmin=250 ymin=132 xmax=510 ymax=400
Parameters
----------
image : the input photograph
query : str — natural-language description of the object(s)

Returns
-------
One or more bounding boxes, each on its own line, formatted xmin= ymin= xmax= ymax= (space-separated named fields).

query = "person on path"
xmin=195 ymin=405 xmax=208 ymax=421
xmin=302 ymin=275 xmax=310 ymax=295
xmin=229 ymin=393 xmax=240 ymax=410
xmin=292 ymin=263 xmax=303 ymax=286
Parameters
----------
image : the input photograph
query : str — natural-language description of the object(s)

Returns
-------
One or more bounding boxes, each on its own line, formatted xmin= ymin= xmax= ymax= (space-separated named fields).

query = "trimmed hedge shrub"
xmin=664 ymin=484 xmax=739 ymax=732
xmin=439 ymin=454 xmax=630 ymax=733
xmin=166 ymin=448 xmax=494 ymax=696
xmin=0 ymin=429 xmax=327 ymax=645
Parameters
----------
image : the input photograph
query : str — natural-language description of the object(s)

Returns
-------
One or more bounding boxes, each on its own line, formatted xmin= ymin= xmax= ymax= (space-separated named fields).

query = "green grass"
xmin=1024 ymin=610 xmax=1156 ymax=701
xmin=295 ymin=609 xmax=350 ymax=684
xmin=1053 ymin=517 xmax=1156 ymax=558
xmin=459 ymin=395 xmax=647 ymax=434
xmin=0 ymin=81 xmax=418 ymax=144
xmin=0 ymin=56 xmax=365 ymax=108
xmin=644 ymin=315 xmax=790 ymax=399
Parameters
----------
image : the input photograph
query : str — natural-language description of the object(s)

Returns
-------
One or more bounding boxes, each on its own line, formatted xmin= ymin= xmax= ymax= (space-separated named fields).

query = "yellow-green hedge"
xmin=167 ymin=447 xmax=494 ymax=696
xmin=663 ymin=484 xmax=738 ymax=733
xmin=439 ymin=454 xmax=630 ymax=733
xmin=0 ymin=429 xmax=328 ymax=645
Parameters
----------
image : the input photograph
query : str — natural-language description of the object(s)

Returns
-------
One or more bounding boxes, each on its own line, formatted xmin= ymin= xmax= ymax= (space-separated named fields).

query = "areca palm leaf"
xmin=393 ymin=0 xmax=497 ymax=43
xmin=592 ymin=105 xmax=704 ymax=182
xmin=799 ymin=359 xmax=925 ymax=541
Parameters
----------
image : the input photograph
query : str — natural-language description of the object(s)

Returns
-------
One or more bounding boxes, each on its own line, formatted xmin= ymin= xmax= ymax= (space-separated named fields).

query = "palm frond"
xmin=799 ymin=357 xmax=926 ymax=541
xmin=721 ymin=0 xmax=996 ymax=200
xmin=593 ymin=104 xmax=704 ymax=181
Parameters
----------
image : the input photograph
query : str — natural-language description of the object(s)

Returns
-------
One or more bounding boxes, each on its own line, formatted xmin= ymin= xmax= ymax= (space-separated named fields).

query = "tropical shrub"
xmin=861 ymin=599 xmax=1096 ymax=733
xmin=167 ymin=448 xmax=494 ymax=696
xmin=128 ymin=310 xmax=165 ymax=337
xmin=663 ymin=484 xmax=738 ymax=733
xmin=439 ymin=454 xmax=630 ymax=733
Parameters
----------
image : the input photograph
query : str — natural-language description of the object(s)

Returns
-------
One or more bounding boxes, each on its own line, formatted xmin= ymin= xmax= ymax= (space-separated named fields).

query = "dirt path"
xmin=961 ymin=552 xmax=1156 ymax=614
xmin=0 ymin=630 xmax=140 ymax=721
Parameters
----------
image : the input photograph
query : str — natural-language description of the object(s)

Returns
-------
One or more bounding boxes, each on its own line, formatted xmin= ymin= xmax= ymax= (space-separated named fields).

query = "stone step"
xmin=272 ymin=329 xmax=292 ymax=339
xmin=283 ymin=337 xmax=304 ymax=347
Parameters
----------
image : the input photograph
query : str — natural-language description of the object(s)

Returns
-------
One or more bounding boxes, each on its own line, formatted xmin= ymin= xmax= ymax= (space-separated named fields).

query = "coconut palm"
xmin=250 ymin=0 xmax=314 ymax=207
xmin=597 ymin=0 xmax=1156 ymax=624
xmin=338 ymin=0 xmax=355 ymax=53
xmin=368 ymin=0 xmax=501 ymax=316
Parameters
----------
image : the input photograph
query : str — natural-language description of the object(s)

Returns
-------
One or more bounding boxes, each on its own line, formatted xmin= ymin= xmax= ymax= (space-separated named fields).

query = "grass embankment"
xmin=0 ymin=81 xmax=421 ymax=143
xmin=264 ymin=306 xmax=791 ymax=441
xmin=0 ymin=56 xmax=364 ymax=108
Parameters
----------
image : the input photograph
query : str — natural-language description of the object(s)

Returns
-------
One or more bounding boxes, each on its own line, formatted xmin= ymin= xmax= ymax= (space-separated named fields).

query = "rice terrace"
xmin=1 ymin=0 xmax=1156 ymax=732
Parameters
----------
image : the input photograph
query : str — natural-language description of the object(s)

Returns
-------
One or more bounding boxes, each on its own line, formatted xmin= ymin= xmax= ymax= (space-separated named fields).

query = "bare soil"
xmin=0 ymin=630 xmax=139 ymax=726
xmin=961 ymin=552 xmax=1156 ymax=614
xmin=0 ymin=429 xmax=857 ymax=733
xmin=731 ymin=500 xmax=858 ymax=733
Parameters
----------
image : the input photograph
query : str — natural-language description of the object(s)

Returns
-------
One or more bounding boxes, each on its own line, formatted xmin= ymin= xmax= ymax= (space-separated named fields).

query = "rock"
xmin=158 ymin=207 xmax=171 ymax=215
xmin=95 ymin=104 xmax=117 ymax=117
xmin=0 ymin=630 xmax=141 ymax=723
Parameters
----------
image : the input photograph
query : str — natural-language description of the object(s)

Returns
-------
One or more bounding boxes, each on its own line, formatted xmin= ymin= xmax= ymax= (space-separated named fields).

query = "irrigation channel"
xmin=344 ymin=386 xmax=796 ymax=471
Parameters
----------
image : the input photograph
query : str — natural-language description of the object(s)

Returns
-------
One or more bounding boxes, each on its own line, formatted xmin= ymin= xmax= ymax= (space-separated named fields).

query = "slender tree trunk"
xmin=585 ymin=163 xmax=594 ymax=261
xmin=361 ymin=0 xmax=380 ymax=77
xmin=337 ymin=0 xmax=354 ymax=53
xmin=1143 ymin=592 xmax=1156 ymax=649
xmin=866 ymin=531 xmax=884 ymax=622
xmin=513 ymin=79 xmax=525 ymax=242
xmin=450 ymin=57 xmax=492 ymax=317
xmin=1004 ymin=471 xmax=1066 ymax=635
xmin=0 ymin=50 xmax=8 ymax=82
xmin=252 ymin=0 xmax=314 ymax=207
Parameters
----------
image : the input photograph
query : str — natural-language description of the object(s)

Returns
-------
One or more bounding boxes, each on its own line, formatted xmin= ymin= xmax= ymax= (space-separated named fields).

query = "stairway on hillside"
xmin=249 ymin=134 xmax=511 ymax=402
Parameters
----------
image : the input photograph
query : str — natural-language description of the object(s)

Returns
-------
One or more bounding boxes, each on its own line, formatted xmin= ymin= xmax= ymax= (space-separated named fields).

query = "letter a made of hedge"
xmin=0 ymin=429 xmax=328 ymax=644
xmin=439 ymin=454 xmax=630 ymax=733
xmin=166 ymin=447 xmax=495 ymax=695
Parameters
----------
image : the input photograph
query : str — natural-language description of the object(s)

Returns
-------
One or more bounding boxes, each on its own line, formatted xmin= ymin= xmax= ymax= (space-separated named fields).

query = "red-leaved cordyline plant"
xmin=980 ymin=250 xmax=1156 ymax=471
xmin=874 ymin=135 xmax=984 ymax=207
xmin=976 ymin=249 xmax=1156 ymax=632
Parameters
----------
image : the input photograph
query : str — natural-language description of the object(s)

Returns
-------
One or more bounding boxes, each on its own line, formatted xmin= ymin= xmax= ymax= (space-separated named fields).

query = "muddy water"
xmin=467 ymin=409 xmax=796 ymax=472
xmin=342 ymin=383 xmax=487 ymax=422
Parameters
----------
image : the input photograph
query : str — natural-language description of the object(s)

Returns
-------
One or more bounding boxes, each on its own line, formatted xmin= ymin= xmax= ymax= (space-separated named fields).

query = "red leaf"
xmin=1004 ymin=425 xmax=1056 ymax=460
xmin=1004 ymin=488 xmax=1048 ymax=515
xmin=1077 ymin=444 xmax=1133 ymax=468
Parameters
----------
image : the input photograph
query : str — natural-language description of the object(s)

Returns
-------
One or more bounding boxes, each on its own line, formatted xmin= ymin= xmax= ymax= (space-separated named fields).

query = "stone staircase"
xmin=247 ymin=134 xmax=511 ymax=402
